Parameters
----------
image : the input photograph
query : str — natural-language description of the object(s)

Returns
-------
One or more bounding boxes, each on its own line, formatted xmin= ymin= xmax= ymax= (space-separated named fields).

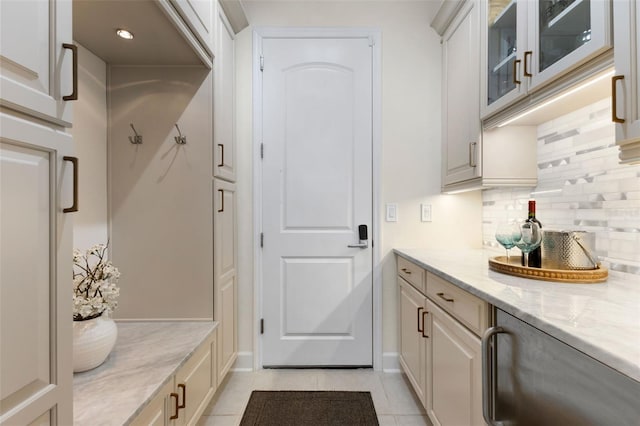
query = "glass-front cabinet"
xmin=482 ymin=0 xmax=527 ymax=116
xmin=481 ymin=0 xmax=611 ymax=118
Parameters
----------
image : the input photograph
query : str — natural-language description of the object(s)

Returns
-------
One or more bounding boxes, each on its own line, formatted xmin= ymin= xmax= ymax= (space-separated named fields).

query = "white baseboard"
xmin=231 ymin=351 xmax=254 ymax=372
xmin=382 ymin=352 xmax=401 ymax=373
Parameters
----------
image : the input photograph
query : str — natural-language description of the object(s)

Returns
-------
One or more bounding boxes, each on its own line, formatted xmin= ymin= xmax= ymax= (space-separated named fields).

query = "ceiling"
xmin=73 ymin=0 xmax=203 ymax=66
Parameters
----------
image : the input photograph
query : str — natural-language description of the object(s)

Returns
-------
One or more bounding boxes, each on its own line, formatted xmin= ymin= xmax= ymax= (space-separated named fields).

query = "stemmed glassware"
xmin=495 ymin=222 xmax=522 ymax=264
xmin=514 ymin=222 xmax=543 ymax=267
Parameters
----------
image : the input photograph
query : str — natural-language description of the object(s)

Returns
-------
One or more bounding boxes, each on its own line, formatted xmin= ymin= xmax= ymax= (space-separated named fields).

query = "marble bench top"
xmin=394 ymin=248 xmax=640 ymax=383
xmin=73 ymin=321 xmax=218 ymax=425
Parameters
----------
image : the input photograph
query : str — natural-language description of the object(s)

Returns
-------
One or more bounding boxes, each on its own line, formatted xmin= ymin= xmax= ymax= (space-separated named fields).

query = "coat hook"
xmin=128 ymin=123 xmax=142 ymax=144
xmin=174 ymin=124 xmax=187 ymax=145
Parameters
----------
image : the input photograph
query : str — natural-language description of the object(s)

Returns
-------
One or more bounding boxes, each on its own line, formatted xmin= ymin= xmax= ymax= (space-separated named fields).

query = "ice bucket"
xmin=542 ymin=230 xmax=599 ymax=270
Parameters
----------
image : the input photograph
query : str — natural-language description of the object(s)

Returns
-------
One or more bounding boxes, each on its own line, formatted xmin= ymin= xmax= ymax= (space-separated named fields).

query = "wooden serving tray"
xmin=488 ymin=256 xmax=608 ymax=283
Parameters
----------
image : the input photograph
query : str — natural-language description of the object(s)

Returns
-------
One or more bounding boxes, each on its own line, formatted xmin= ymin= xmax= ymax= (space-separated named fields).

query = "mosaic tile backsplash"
xmin=483 ymin=98 xmax=640 ymax=275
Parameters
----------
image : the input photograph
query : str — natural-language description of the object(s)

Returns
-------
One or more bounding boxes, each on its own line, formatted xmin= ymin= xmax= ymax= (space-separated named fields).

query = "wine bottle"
xmin=522 ymin=200 xmax=542 ymax=268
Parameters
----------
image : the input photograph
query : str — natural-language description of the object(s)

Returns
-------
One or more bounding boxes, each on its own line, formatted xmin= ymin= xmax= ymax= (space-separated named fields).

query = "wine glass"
xmin=495 ymin=223 xmax=521 ymax=264
xmin=514 ymin=222 xmax=543 ymax=267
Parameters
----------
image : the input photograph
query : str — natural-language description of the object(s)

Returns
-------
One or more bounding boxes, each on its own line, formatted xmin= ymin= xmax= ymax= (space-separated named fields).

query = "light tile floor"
xmin=197 ymin=369 xmax=432 ymax=426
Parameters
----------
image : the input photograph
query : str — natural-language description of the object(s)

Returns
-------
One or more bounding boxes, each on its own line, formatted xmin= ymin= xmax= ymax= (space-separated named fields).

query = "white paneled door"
xmin=261 ymin=35 xmax=373 ymax=366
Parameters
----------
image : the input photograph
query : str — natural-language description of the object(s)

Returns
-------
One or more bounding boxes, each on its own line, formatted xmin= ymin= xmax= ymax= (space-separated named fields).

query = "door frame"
xmin=252 ymin=27 xmax=382 ymax=370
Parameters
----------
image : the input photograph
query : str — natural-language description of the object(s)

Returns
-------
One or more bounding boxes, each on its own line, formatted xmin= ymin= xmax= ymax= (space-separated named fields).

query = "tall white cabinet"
xmin=213 ymin=2 xmax=238 ymax=381
xmin=0 ymin=1 xmax=75 ymax=423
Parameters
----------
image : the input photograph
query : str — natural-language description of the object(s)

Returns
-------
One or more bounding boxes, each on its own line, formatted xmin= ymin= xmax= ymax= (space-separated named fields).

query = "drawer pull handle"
xmin=437 ymin=292 xmax=454 ymax=303
xmin=612 ymin=75 xmax=625 ymax=124
xmin=421 ymin=311 xmax=429 ymax=338
xmin=417 ymin=307 xmax=424 ymax=333
xmin=170 ymin=393 xmax=179 ymax=420
xmin=401 ymin=268 xmax=411 ymax=274
xmin=178 ymin=383 xmax=186 ymax=409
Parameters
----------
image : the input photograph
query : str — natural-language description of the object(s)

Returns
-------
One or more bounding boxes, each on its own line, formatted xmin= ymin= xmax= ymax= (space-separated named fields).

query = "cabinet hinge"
xmin=260 ymin=233 xmax=264 ymax=248
xmin=260 ymin=55 xmax=264 ymax=72
xmin=260 ymin=319 xmax=264 ymax=334
xmin=260 ymin=143 xmax=264 ymax=159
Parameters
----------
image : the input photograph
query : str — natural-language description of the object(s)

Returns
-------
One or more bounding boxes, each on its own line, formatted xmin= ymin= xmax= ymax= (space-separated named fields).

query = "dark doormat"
xmin=239 ymin=391 xmax=379 ymax=426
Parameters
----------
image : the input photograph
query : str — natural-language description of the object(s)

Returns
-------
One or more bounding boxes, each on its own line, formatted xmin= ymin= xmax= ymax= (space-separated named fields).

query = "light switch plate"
xmin=386 ymin=203 xmax=398 ymax=222
xmin=421 ymin=204 xmax=432 ymax=222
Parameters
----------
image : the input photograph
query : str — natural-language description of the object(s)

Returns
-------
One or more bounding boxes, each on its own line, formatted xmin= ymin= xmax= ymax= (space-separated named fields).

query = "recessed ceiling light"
xmin=116 ymin=29 xmax=134 ymax=40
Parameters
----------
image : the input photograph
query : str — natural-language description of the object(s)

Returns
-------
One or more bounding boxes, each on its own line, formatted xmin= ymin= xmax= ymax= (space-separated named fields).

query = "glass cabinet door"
xmin=529 ymin=0 xmax=611 ymax=90
xmin=487 ymin=0 xmax=518 ymax=107
xmin=482 ymin=0 xmax=528 ymax=118
xmin=538 ymin=0 xmax=590 ymax=71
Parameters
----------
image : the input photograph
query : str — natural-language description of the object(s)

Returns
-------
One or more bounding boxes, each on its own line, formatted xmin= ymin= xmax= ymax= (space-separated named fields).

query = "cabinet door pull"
xmin=417 ymin=307 xmax=424 ymax=333
xmin=63 ymin=156 xmax=78 ymax=213
xmin=178 ymin=384 xmax=186 ymax=409
xmin=217 ymin=189 xmax=224 ymax=213
xmin=468 ymin=142 xmax=477 ymax=168
xmin=612 ymin=75 xmax=625 ymax=124
xmin=437 ymin=292 xmax=454 ymax=303
xmin=512 ymin=59 xmax=521 ymax=85
xmin=62 ymin=43 xmax=78 ymax=101
xmin=523 ymin=51 xmax=533 ymax=77
xmin=401 ymin=268 xmax=411 ymax=274
xmin=218 ymin=143 xmax=225 ymax=167
xmin=421 ymin=311 xmax=429 ymax=338
xmin=170 ymin=393 xmax=179 ymax=420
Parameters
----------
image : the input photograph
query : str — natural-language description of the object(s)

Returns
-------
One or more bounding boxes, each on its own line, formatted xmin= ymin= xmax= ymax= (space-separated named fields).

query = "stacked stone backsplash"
xmin=483 ymin=98 xmax=640 ymax=275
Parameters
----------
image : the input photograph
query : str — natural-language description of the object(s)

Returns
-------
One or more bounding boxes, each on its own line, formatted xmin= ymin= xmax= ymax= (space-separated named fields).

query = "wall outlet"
xmin=421 ymin=204 xmax=432 ymax=222
xmin=386 ymin=203 xmax=398 ymax=222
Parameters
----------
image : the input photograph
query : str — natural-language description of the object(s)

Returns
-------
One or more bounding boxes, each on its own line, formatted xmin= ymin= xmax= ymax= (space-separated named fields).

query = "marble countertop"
xmin=394 ymin=248 xmax=640 ymax=383
xmin=73 ymin=321 xmax=218 ymax=425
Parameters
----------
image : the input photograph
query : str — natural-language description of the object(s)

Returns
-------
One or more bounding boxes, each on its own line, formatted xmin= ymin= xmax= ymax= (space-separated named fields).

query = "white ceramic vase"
xmin=73 ymin=314 xmax=118 ymax=373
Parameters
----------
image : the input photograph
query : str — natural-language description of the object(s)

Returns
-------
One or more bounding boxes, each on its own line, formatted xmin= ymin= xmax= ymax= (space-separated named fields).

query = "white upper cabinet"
xmin=213 ymin=4 xmax=236 ymax=181
xmin=527 ymin=0 xmax=611 ymax=90
xmin=170 ymin=0 xmax=215 ymax=58
xmin=481 ymin=0 xmax=527 ymax=117
xmin=613 ymin=0 xmax=640 ymax=164
xmin=0 ymin=0 xmax=74 ymax=127
xmin=442 ymin=0 xmax=483 ymax=187
xmin=481 ymin=0 xmax=612 ymax=119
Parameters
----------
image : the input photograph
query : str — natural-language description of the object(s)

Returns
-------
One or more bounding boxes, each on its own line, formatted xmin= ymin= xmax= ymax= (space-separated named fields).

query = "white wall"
xmin=235 ymin=1 xmax=483 ymax=369
xmin=72 ymin=43 xmax=109 ymax=250
xmin=108 ymin=66 xmax=214 ymax=320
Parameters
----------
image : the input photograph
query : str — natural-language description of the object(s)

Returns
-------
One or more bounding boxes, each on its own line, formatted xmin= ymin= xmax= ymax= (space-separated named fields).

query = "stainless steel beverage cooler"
xmin=482 ymin=309 xmax=640 ymax=425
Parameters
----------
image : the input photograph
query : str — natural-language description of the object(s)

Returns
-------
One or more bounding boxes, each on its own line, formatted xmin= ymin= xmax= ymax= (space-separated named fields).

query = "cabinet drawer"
xmin=397 ymin=257 xmax=426 ymax=294
xmin=426 ymin=272 xmax=487 ymax=336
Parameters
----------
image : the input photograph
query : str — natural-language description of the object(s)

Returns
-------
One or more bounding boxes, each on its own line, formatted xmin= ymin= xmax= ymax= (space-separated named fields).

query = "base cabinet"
xmin=397 ymin=256 xmax=488 ymax=426
xmin=131 ymin=380 xmax=175 ymax=426
xmin=398 ymin=277 xmax=428 ymax=405
xmin=130 ymin=330 xmax=217 ymax=426
xmin=426 ymin=299 xmax=483 ymax=426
